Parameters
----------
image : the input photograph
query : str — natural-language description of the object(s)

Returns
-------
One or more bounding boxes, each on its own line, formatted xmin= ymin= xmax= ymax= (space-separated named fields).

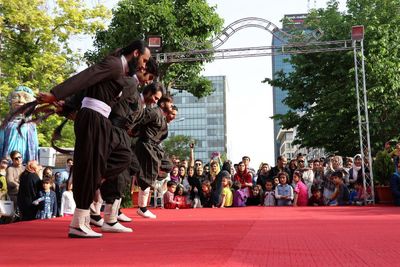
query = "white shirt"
xmin=60 ymin=191 xmax=76 ymax=216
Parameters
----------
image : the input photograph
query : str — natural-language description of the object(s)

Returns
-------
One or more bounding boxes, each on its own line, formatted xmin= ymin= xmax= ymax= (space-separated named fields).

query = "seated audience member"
xmin=207 ymin=159 xmax=221 ymax=183
xmin=33 ymin=177 xmax=57 ymax=219
xmin=188 ymin=166 xmax=204 ymax=208
xmin=7 ymin=151 xmax=25 ymax=213
xmin=203 ymin=164 xmax=210 ymax=176
xmin=288 ymin=159 xmax=298 ymax=183
xmin=201 ymin=181 xmax=213 ymax=208
xmin=263 ymin=181 xmax=275 ymax=206
xmin=275 ymin=172 xmax=293 ymax=206
xmin=43 ymin=166 xmax=61 ymax=216
xmin=292 ymin=171 xmax=308 ymax=207
xmin=234 ymin=161 xmax=252 ymax=198
xmin=242 ymin=156 xmax=256 ymax=182
xmin=60 ymin=178 xmax=76 ymax=217
xmin=182 ymin=166 xmax=194 ymax=194
xmin=273 ymin=176 xmax=280 ymax=188
xmin=308 ymin=185 xmax=325 ymax=206
xmin=219 ymin=176 xmax=232 ymax=208
xmin=350 ymin=181 xmax=367 ymax=205
xmin=323 ymin=156 xmax=344 ymax=201
xmin=163 ymin=181 xmax=181 ymax=209
xmin=312 ymin=158 xmax=324 ymax=189
xmin=328 ymin=171 xmax=350 ymax=206
xmin=17 ymin=160 xmax=41 ymax=221
xmin=0 ymin=158 xmax=8 ymax=200
xmin=174 ymin=184 xmax=190 ymax=209
xmin=178 ymin=165 xmax=187 ymax=184
xmin=246 ymin=185 xmax=263 ymax=206
xmin=390 ymin=162 xmax=400 ymax=206
xmin=232 ymin=181 xmax=246 ymax=207
xmin=296 ymin=155 xmax=314 ymax=196
xmin=256 ymin=162 xmax=271 ymax=191
xmin=169 ymin=166 xmax=180 ymax=184
xmin=211 ymin=162 xmax=231 ymax=208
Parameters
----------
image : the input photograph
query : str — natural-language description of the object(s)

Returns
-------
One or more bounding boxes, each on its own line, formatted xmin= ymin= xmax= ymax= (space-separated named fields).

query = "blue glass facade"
xmin=271 ymin=14 xmax=306 ymax=161
xmin=272 ymin=32 xmax=293 ymax=161
xmin=167 ymin=76 xmax=227 ymax=162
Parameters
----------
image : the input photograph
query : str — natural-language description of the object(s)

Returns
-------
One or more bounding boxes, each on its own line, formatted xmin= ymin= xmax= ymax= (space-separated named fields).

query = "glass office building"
xmin=167 ymin=76 xmax=227 ymax=162
xmin=271 ymin=14 xmax=306 ymax=161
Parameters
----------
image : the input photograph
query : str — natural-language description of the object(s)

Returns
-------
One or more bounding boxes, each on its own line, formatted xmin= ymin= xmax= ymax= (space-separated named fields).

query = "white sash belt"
xmin=81 ymin=97 xmax=111 ymax=118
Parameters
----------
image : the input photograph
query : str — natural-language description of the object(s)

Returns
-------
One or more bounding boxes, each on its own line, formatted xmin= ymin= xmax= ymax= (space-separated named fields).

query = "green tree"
xmin=163 ymin=135 xmax=194 ymax=160
xmin=0 ymin=0 xmax=110 ymax=147
xmin=373 ymin=149 xmax=394 ymax=185
xmin=85 ymin=0 xmax=224 ymax=98
xmin=265 ymin=0 xmax=400 ymax=156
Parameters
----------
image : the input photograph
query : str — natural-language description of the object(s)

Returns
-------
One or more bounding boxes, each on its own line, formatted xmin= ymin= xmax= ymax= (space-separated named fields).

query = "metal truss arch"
xmin=211 ymin=17 xmax=288 ymax=49
xmin=210 ymin=17 xmax=322 ymax=50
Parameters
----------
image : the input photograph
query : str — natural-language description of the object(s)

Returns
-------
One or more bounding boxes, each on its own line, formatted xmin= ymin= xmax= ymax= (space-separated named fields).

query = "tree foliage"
xmin=85 ymin=0 xmax=224 ymax=98
xmin=0 ymin=0 xmax=110 ymax=147
xmin=265 ymin=0 xmax=400 ymax=156
xmin=372 ymin=149 xmax=394 ymax=185
xmin=163 ymin=135 xmax=194 ymax=160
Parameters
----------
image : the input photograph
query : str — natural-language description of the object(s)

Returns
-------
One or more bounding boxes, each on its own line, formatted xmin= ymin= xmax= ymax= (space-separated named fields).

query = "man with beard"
xmin=134 ymin=94 xmax=173 ymax=219
xmin=58 ymin=58 xmax=160 ymax=233
xmin=37 ymin=40 xmax=151 ymax=238
xmin=91 ymin=71 xmax=162 ymax=233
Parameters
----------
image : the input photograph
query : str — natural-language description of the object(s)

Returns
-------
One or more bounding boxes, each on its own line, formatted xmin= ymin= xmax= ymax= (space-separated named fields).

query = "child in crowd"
xmin=60 ymin=178 xmax=75 ymax=216
xmin=201 ymin=181 xmax=213 ymax=208
xmin=328 ymin=171 xmax=350 ymax=206
xmin=0 ymin=158 xmax=7 ymax=201
xmin=263 ymin=181 xmax=275 ymax=206
xmin=292 ymin=171 xmax=308 ymax=206
xmin=246 ymin=185 xmax=263 ymax=206
xmin=33 ymin=177 xmax=57 ymax=219
xmin=275 ymin=172 xmax=293 ymax=206
xmin=174 ymin=184 xmax=190 ymax=209
xmin=232 ymin=181 xmax=246 ymax=207
xmin=349 ymin=181 xmax=365 ymax=205
xmin=273 ymin=177 xmax=280 ymax=188
xmin=163 ymin=181 xmax=180 ymax=209
xmin=308 ymin=185 xmax=325 ymax=206
xmin=220 ymin=177 xmax=232 ymax=207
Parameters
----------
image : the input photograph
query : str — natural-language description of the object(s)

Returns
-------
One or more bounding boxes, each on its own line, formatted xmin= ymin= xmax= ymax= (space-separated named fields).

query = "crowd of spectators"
xmin=0 ymin=151 xmax=74 ymax=223
xmin=161 ymin=142 xmax=400 ymax=208
xmin=161 ymin=152 xmax=370 ymax=209
xmin=2 ymin=141 xmax=400 ymax=223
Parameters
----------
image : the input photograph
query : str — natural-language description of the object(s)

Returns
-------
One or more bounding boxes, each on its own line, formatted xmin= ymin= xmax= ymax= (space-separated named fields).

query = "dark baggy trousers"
xmin=135 ymin=140 xmax=164 ymax=191
xmin=100 ymin=134 xmax=141 ymax=204
xmin=73 ymin=108 xmax=131 ymax=209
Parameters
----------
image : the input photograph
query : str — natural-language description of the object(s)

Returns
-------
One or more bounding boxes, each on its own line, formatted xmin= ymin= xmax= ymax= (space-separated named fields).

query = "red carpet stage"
xmin=1 ymin=206 xmax=400 ymax=266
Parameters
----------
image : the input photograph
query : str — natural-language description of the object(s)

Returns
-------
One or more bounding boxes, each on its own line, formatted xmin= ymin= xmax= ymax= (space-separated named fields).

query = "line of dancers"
xmin=37 ymin=40 xmax=176 ymax=238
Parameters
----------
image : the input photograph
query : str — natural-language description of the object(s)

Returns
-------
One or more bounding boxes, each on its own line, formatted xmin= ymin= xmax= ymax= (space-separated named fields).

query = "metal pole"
xmin=353 ymin=40 xmax=368 ymax=205
xmin=360 ymin=40 xmax=375 ymax=204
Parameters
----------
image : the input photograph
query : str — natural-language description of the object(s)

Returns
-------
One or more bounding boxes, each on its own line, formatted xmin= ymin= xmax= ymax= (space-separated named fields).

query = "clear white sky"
xmin=77 ymin=0 xmax=347 ymax=167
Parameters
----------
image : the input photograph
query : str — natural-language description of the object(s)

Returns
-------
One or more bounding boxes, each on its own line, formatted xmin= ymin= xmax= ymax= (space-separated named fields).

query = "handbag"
xmin=0 ymin=199 xmax=15 ymax=217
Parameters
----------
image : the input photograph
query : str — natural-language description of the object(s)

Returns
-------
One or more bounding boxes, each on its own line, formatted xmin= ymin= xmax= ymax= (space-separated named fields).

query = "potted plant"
xmin=373 ymin=148 xmax=395 ymax=204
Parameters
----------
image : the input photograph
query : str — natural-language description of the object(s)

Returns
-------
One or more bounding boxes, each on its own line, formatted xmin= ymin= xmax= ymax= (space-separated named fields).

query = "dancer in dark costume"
xmin=58 ymin=59 xmax=160 ymax=232
xmin=93 ymin=60 xmax=161 ymax=232
xmin=135 ymin=96 xmax=173 ymax=219
xmin=37 ymin=40 xmax=151 ymax=238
